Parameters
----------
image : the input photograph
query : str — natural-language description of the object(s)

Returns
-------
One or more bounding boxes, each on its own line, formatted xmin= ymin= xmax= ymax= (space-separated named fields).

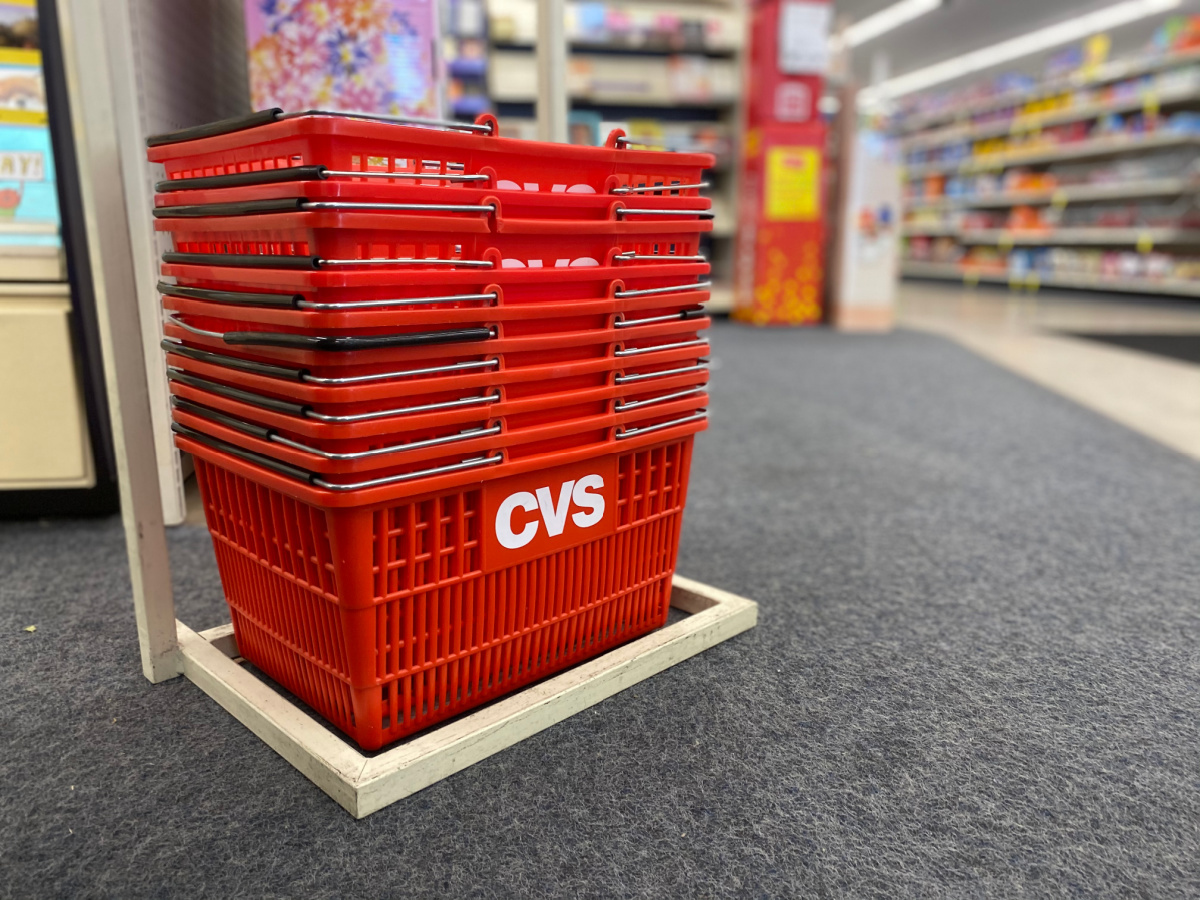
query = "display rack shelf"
xmin=902 ymin=84 xmax=1200 ymax=152
xmin=901 ymin=260 xmax=1200 ymax=297
xmin=899 ymin=41 xmax=1200 ymax=301
xmin=904 ymin=132 xmax=1200 ymax=178
xmin=905 ymin=226 xmax=1200 ymax=245
xmin=906 ymin=176 xmax=1200 ymax=210
xmin=895 ymin=46 xmax=1200 ymax=136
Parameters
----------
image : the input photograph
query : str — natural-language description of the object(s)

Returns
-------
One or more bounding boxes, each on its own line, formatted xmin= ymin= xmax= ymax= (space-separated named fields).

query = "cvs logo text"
xmin=481 ymin=457 xmax=618 ymax=571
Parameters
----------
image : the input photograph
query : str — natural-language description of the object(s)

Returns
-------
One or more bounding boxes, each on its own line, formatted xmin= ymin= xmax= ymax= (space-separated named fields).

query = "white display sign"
xmin=778 ymin=1 xmax=831 ymax=75
xmin=837 ymin=127 xmax=901 ymax=327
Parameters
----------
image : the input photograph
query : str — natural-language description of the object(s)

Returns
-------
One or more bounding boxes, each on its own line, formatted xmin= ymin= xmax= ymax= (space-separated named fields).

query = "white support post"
xmin=536 ymin=0 xmax=568 ymax=143
xmin=56 ymin=0 xmax=181 ymax=682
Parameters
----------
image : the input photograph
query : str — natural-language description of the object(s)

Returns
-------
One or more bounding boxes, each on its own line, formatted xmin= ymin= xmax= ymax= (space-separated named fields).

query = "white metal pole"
xmin=536 ymin=0 xmax=569 ymax=143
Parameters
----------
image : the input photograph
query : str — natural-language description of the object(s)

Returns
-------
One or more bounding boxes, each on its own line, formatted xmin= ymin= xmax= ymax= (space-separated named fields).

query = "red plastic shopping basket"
xmin=169 ymin=385 xmax=709 ymax=476
xmin=157 ymin=277 xmax=710 ymax=331
xmin=160 ymin=307 xmax=710 ymax=367
xmin=151 ymin=109 xmax=716 ymax=751
xmin=166 ymin=361 xmax=708 ymax=440
xmin=154 ymin=178 xmax=712 ymax=222
xmin=146 ymin=110 xmax=714 ymax=200
xmin=161 ymin=335 xmax=712 ymax=408
xmin=159 ymin=256 xmax=709 ymax=302
xmin=152 ymin=206 xmax=712 ymax=273
xmin=175 ymin=414 xmax=702 ymax=750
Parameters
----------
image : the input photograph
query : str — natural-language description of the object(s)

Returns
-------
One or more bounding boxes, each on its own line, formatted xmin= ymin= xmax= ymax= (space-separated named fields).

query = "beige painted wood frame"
xmin=60 ymin=0 xmax=757 ymax=819
xmin=179 ymin=577 xmax=756 ymax=818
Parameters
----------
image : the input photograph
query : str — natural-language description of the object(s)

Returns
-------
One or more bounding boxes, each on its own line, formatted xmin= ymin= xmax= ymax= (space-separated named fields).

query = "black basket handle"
xmin=161 ymin=339 xmax=309 ymax=381
xmin=162 ymin=251 xmax=493 ymax=271
xmin=147 ymin=109 xmax=284 ymax=147
xmin=156 ymin=166 xmax=326 ymax=192
xmin=172 ymin=420 xmax=504 ymax=491
xmin=158 ymin=281 xmax=302 ymax=309
xmin=165 ymin=312 xmax=494 ymax=352
xmin=172 ymin=397 xmax=275 ymax=440
xmin=163 ymin=251 xmax=321 ymax=270
xmin=153 ymin=198 xmax=307 ymax=218
xmin=156 ymin=166 xmax=490 ymax=192
xmin=167 ymin=369 xmax=309 ymax=417
xmin=171 ymin=421 xmax=315 ymax=483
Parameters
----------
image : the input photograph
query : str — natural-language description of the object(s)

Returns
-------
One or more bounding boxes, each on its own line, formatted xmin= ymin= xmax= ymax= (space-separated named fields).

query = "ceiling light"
xmin=836 ymin=0 xmax=944 ymax=49
xmin=859 ymin=0 xmax=1182 ymax=106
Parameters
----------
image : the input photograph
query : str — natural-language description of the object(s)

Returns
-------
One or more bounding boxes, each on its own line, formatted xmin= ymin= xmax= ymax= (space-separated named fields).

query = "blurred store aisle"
xmin=898 ymin=282 xmax=1200 ymax=461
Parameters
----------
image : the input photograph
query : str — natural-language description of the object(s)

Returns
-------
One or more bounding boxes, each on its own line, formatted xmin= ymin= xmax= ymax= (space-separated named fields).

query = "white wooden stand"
xmin=180 ymin=576 xmax=756 ymax=818
xmin=58 ymin=0 xmax=757 ymax=818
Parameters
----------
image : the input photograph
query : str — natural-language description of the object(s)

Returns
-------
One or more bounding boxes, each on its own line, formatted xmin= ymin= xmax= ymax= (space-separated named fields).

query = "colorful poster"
xmin=764 ymin=146 xmax=821 ymax=221
xmin=0 ymin=1 xmax=59 ymax=248
xmin=245 ymin=0 xmax=442 ymax=118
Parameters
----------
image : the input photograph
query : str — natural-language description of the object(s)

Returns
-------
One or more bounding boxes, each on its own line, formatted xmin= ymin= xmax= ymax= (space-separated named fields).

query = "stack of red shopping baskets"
xmin=147 ymin=109 xmax=713 ymax=750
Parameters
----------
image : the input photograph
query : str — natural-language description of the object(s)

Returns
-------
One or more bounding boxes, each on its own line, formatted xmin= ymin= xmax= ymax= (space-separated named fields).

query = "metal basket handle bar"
xmin=172 ymin=422 xmax=503 ymax=491
xmin=614 ymin=362 xmax=708 ymax=385
xmin=277 ymin=109 xmax=493 ymax=135
xmin=615 ymin=411 xmax=708 ymax=439
xmin=613 ymin=280 xmax=711 ymax=298
xmin=299 ymin=291 xmax=497 ymax=311
xmin=156 ymin=166 xmax=488 ymax=193
xmin=305 ymin=392 xmax=500 ymax=422
xmin=611 ymin=182 xmax=710 ymax=194
xmin=161 ymin=337 xmax=499 ymax=385
xmin=614 ymin=309 xmax=705 ymax=329
xmin=612 ymin=136 xmax=661 ymax=149
xmin=147 ymin=108 xmax=492 ymax=147
xmin=318 ymin=256 xmax=493 ymax=268
xmin=615 ymin=208 xmax=715 ymax=219
xmin=161 ymin=251 xmax=494 ymax=270
xmin=302 ymin=359 xmax=499 ymax=385
xmin=613 ymin=252 xmax=707 ymax=263
xmin=172 ymin=397 xmax=501 ymax=461
xmin=163 ymin=313 xmax=494 ymax=351
xmin=614 ymin=386 xmax=706 ymax=413
xmin=158 ymin=280 xmax=497 ymax=311
xmin=153 ymin=199 xmax=495 ymax=218
xmin=304 ymin=201 xmax=493 ymax=213
xmin=615 ymin=338 xmax=709 ymax=358
xmin=167 ymin=367 xmax=501 ymax=422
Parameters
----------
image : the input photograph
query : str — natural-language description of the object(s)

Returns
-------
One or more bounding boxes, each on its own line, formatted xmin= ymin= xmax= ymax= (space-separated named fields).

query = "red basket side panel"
xmin=192 ymin=437 xmax=694 ymax=750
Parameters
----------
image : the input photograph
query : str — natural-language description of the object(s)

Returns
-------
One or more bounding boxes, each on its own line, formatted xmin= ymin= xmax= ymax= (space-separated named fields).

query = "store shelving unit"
xmin=895 ymin=46 xmax=1200 ymax=136
xmin=484 ymin=0 xmax=742 ymax=313
xmin=904 ymin=132 xmax=1200 ymax=178
xmin=905 ymin=176 xmax=1200 ymax=210
xmin=896 ymin=40 xmax=1200 ymax=297
xmin=900 ymin=259 xmax=1200 ymax=298
xmin=903 ymin=226 xmax=1200 ymax=244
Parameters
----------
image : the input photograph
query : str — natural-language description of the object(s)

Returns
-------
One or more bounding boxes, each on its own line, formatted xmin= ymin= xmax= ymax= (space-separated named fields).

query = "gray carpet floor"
xmin=3 ymin=321 xmax=1200 ymax=899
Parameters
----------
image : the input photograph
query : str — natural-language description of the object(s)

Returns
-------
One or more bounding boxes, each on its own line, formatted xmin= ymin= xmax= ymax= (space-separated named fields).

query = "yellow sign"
xmin=765 ymin=146 xmax=820 ymax=222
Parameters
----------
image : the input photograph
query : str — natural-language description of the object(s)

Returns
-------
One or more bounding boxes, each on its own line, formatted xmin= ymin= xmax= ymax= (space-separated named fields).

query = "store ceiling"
xmin=833 ymin=0 xmax=1200 ymax=91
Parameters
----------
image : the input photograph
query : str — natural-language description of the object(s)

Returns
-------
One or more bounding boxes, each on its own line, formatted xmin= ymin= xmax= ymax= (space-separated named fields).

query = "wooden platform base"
xmin=176 ymin=575 xmax=758 ymax=818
